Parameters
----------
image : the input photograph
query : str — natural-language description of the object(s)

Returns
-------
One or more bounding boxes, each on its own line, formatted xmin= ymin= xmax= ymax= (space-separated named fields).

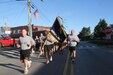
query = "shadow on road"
xmin=0 ymin=50 xmax=19 ymax=59
xmin=0 ymin=63 xmax=23 ymax=73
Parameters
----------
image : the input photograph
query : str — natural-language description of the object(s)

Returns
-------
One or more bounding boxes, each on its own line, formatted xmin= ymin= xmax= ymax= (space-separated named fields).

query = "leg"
xmin=69 ymin=47 xmax=73 ymax=59
xmin=21 ymin=50 xmax=31 ymax=74
xmin=23 ymin=58 xmax=29 ymax=74
xmin=71 ymin=48 xmax=76 ymax=63
xmin=45 ymin=51 xmax=49 ymax=64
xmin=70 ymin=51 xmax=73 ymax=59
xmin=38 ymin=44 xmax=41 ymax=58
xmin=23 ymin=58 xmax=29 ymax=68
xmin=73 ymin=50 xmax=76 ymax=58
xmin=49 ymin=50 xmax=53 ymax=61
xmin=44 ymin=45 xmax=49 ymax=64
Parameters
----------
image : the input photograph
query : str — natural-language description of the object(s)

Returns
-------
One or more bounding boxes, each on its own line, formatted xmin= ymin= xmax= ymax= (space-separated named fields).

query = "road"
xmin=75 ymin=41 xmax=113 ymax=75
xmin=0 ymin=41 xmax=113 ymax=75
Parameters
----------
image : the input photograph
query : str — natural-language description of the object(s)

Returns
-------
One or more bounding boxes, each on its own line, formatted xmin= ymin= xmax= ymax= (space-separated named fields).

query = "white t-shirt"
xmin=68 ymin=35 xmax=78 ymax=47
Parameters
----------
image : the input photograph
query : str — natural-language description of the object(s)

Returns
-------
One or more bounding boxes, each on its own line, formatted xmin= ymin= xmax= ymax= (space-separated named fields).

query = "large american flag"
xmin=50 ymin=17 xmax=67 ymax=43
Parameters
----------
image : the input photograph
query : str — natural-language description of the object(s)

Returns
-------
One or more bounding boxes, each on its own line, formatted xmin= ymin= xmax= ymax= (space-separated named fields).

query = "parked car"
xmin=0 ymin=35 xmax=19 ymax=48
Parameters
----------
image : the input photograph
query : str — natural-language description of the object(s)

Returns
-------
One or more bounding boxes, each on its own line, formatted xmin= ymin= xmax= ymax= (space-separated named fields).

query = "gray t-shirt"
xmin=19 ymin=36 xmax=34 ymax=50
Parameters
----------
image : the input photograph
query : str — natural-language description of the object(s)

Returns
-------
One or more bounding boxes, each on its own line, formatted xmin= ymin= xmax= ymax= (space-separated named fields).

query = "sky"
xmin=0 ymin=0 xmax=113 ymax=34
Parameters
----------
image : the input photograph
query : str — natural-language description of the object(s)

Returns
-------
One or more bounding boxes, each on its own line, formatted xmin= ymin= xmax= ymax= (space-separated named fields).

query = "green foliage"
xmin=78 ymin=27 xmax=91 ymax=40
xmin=89 ymin=40 xmax=113 ymax=45
xmin=110 ymin=24 xmax=113 ymax=28
xmin=94 ymin=19 xmax=107 ymax=38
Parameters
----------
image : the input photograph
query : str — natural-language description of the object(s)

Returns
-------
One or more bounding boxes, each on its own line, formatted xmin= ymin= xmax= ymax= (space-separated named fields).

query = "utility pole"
xmin=27 ymin=0 xmax=32 ymax=37
xmin=16 ymin=0 xmax=32 ymax=37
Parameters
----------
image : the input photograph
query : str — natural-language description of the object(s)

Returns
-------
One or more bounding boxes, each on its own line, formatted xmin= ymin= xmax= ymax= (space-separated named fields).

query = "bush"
xmin=89 ymin=40 xmax=113 ymax=45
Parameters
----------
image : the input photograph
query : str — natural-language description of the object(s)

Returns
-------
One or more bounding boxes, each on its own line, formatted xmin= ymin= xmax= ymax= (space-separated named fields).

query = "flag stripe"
xmin=51 ymin=17 xmax=67 ymax=43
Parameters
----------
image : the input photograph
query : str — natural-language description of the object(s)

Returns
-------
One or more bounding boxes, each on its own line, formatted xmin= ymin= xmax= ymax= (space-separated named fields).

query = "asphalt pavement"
xmin=0 ymin=41 xmax=113 ymax=75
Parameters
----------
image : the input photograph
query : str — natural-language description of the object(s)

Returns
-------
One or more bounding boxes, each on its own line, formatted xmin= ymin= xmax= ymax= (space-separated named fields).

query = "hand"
xmin=27 ymin=44 xmax=31 ymax=47
xmin=41 ymin=47 xmax=44 ymax=51
xmin=17 ymin=44 xmax=20 ymax=48
xmin=52 ymin=40 xmax=54 ymax=43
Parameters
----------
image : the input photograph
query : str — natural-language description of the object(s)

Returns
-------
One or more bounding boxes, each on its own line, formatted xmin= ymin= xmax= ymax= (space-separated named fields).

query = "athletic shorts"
xmin=51 ymin=44 xmax=54 ymax=49
xmin=69 ymin=46 xmax=76 ymax=53
xmin=20 ymin=49 xmax=30 ymax=60
xmin=54 ymin=42 xmax=59 ymax=46
xmin=44 ymin=44 xmax=53 ymax=52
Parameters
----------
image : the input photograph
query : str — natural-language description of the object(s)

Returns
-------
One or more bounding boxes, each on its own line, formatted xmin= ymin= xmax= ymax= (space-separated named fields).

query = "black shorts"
xmin=44 ymin=45 xmax=53 ymax=52
xmin=54 ymin=42 xmax=59 ymax=46
xmin=51 ymin=44 xmax=54 ymax=49
xmin=20 ymin=49 xmax=30 ymax=60
xmin=69 ymin=46 xmax=76 ymax=53
xmin=36 ymin=42 xmax=42 ymax=47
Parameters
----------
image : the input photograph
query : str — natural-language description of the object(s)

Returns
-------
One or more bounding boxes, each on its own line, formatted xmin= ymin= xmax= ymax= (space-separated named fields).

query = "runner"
xmin=37 ymin=33 xmax=44 ymax=58
xmin=68 ymin=30 xmax=80 ymax=62
xmin=17 ymin=29 xmax=34 ymax=74
xmin=43 ymin=31 xmax=54 ymax=64
xmin=35 ymin=35 xmax=40 ymax=52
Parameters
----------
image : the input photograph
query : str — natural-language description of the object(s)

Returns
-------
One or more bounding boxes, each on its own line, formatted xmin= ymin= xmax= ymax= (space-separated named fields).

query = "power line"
xmin=31 ymin=1 xmax=52 ymax=25
xmin=13 ymin=4 xmax=27 ymax=26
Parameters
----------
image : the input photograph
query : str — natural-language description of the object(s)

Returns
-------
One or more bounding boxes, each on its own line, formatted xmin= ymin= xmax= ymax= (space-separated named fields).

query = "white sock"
xmin=25 ymin=67 xmax=28 ymax=70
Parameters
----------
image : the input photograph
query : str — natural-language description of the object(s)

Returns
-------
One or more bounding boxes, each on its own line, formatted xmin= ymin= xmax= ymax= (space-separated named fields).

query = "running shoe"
xmin=71 ymin=58 xmax=75 ymax=63
xmin=46 ymin=60 xmax=49 ymax=64
xmin=24 ymin=68 xmax=28 ymax=74
xmin=50 ymin=56 xmax=53 ymax=61
xmin=28 ymin=60 xmax=32 ymax=68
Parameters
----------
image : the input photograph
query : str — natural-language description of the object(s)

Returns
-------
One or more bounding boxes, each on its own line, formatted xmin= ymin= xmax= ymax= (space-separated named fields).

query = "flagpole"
xmin=27 ymin=0 xmax=32 ymax=37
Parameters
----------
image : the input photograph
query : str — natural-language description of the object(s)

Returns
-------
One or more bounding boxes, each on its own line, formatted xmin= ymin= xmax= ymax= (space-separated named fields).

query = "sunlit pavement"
xmin=0 ymin=47 xmax=68 ymax=75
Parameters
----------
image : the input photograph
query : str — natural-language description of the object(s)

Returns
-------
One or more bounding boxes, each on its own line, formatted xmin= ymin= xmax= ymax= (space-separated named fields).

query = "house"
xmin=0 ymin=26 xmax=11 ymax=35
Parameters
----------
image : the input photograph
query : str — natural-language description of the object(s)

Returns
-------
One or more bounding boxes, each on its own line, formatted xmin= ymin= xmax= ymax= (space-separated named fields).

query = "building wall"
xmin=10 ymin=25 xmax=50 ymax=38
xmin=0 ymin=27 xmax=11 ymax=35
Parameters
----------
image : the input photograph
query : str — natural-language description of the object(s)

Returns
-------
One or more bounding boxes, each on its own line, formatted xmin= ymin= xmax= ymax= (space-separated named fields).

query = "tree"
xmin=78 ymin=27 xmax=91 ymax=40
xmin=94 ymin=19 xmax=107 ymax=39
xmin=110 ymin=24 xmax=113 ymax=29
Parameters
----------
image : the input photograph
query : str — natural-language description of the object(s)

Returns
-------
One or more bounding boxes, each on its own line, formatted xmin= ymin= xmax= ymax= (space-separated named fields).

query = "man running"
xmin=67 ymin=30 xmax=80 ymax=62
xmin=17 ymin=29 xmax=34 ymax=74
xmin=43 ymin=31 xmax=54 ymax=64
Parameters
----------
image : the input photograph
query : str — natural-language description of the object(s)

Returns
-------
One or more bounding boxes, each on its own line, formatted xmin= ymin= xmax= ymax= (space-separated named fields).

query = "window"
xmin=18 ymin=29 xmax=21 ymax=33
xmin=13 ymin=30 xmax=16 ymax=34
